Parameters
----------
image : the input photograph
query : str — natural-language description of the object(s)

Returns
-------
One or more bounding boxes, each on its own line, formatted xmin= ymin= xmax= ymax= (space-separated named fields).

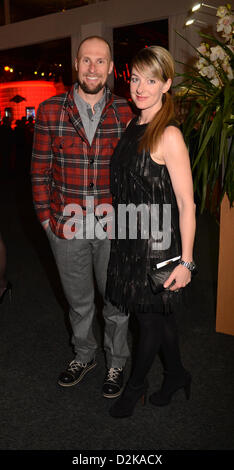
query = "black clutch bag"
xmin=147 ymin=256 xmax=181 ymax=295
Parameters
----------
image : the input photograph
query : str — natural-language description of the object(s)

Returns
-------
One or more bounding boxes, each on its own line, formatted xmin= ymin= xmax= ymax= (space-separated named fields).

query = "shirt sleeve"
xmin=31 ymin=103 xmax=53 ymax=224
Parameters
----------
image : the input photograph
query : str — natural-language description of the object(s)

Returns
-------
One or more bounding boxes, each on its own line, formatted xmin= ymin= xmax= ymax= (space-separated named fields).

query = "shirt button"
xmin=89 ymin=182 xmax=94 ymax=188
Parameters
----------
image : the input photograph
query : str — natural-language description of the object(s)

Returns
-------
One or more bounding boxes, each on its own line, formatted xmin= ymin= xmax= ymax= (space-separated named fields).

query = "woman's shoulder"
xmin=166 ymin=119 xmax=181 ymax=130
xmin=164 ymin=121 xmax=183 ymax=140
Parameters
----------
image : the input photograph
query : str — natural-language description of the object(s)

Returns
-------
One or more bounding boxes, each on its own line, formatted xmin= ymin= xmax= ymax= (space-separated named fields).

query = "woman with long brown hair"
xmin=105 ymin=46 xmax=196 ymax=418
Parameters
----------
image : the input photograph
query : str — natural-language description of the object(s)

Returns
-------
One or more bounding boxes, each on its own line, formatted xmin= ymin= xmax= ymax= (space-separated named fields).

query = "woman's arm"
xmin=156 ymin=125 xmax=196 ymax=291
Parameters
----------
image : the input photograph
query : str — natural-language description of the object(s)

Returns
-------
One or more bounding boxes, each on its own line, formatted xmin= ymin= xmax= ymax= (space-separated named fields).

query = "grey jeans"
xmin=46 ymin=217 xmax=129 ymax=368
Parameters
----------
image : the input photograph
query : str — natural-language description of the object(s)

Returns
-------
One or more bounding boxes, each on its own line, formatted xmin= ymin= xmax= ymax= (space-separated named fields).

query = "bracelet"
xmin=179 ymin=260 xmax=196 ymax=272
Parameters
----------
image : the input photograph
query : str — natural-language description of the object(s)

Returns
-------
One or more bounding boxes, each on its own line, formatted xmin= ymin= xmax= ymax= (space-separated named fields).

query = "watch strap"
xmin=179 ymin=260 xmax=196 ymax=272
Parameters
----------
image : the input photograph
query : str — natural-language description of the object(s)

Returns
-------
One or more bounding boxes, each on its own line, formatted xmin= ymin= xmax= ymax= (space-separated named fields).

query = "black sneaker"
xmin=103 ymin=367 xmax=124 ymax=398
xmin=58 ymin=358 xmax=97 ymax=387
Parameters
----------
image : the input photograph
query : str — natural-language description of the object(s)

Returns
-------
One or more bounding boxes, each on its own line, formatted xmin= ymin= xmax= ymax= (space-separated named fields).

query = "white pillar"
xmin=169 ymin=13 xmax=201 ymax=86
xmin=71 ymin=33 xmax=81 ymax=82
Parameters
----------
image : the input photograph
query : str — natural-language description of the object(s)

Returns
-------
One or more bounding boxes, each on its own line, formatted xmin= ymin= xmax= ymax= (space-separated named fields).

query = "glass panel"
xmin=114 ymin=19 xmax=168 ymax=99
xmin=0 ymin=37 xmax=72 ymax=86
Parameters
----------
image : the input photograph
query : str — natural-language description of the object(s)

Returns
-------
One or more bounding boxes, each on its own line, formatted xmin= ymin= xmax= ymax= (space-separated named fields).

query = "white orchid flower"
xmin=200 ymin=65 xmax=216 ymax=79
xmin=217 ymin=15 xmax=233 ymax=34
xmin=210 ymin=77 xmax=220 ymax=87
xmin=210 ymin=45 xmax=227 ymax=61
xmin=196 ymin=57 xmax=209 ymax=69
xmin=197 ymin=43 xmax=209 ymax=56
xmin=216 ymin=6 xmax=229 ymax=18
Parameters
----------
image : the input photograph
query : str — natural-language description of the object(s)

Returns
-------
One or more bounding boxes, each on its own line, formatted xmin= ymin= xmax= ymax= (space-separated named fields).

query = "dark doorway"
xmin=113 ymin=19 xmax=168 ymax=99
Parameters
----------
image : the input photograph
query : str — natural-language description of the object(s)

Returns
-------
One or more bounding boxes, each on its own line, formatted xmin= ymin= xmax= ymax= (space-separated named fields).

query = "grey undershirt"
xmin=73 ymin=83 xmax=106 ymax=145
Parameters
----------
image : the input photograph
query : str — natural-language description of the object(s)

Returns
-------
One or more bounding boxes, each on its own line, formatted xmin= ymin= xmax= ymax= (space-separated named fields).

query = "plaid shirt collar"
xmin=63 ymin=84 xmax=119 ymax=143
xmin=65 ymin=83 xmax=114 ymax=115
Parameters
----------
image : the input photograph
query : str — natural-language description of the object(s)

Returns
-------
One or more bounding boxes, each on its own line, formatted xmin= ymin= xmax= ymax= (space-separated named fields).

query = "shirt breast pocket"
xmin=51 ymin=136 xmax=77 ymax=164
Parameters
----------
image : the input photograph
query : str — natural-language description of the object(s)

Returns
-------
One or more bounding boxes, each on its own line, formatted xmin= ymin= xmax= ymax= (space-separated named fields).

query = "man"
xmin=31 ymin=36 xmax=133 ymax=398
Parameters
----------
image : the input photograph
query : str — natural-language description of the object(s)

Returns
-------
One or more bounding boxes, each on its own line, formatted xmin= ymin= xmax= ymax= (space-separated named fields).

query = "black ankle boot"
xmin=109 ymin=381 xmax=148 ymax=418
xmin=0 ymin=281 xmax=12 ymax=304
xmin=149 ymin=370 xmax=191 ymax=407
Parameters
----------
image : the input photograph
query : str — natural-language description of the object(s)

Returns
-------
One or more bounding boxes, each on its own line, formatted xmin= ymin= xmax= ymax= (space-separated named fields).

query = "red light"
xmin=4 ymin=66 xmax=10 ymax=71
xmin=126 ymin=64 xmax=130 ymax=77
xmin=0 ymin=80 xmax=64 ymax=123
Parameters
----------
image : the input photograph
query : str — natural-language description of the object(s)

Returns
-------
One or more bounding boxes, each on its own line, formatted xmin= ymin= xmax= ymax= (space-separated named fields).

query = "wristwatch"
xmin=179 ymin=260 xmax=196 ymax=272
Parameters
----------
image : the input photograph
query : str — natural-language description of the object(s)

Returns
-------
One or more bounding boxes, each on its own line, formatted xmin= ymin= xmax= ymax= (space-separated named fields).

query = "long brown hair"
xmin=131 ymin=46 xmax=175 ymax=153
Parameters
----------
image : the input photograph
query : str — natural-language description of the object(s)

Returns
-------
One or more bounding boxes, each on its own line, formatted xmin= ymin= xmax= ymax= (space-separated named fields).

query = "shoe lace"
xmin=106 ymin=367 xmax=122 ymax=383
xmin=68 ymin=360 xmax=87 ymax=372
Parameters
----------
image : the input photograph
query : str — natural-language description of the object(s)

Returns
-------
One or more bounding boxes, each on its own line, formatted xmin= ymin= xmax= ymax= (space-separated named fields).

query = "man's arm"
xmin=31 ymin=103 xmax=53 ymax=227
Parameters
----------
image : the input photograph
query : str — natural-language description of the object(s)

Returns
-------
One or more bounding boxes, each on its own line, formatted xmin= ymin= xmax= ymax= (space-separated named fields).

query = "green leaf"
xmin=175 ymin=29 xmax=234 ymax=213
xmin=193 ymin=112 xmax=222 ymax=169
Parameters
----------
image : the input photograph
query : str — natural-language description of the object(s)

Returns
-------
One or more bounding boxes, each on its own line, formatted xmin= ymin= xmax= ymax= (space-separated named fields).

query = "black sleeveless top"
xmin=105 ymin=117 xmax=182 ymax=314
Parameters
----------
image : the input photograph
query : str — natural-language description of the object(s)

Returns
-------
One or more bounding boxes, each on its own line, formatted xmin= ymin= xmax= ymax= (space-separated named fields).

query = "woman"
xmin=105 ymin=46 xmax=196 ymax=418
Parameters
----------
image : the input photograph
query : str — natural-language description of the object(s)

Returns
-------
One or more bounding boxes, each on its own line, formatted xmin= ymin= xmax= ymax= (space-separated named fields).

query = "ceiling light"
xmin=185 ymin=18 xmax=195 ymax=26
xmin=185 ymin=17 xmax=207 ymax=26
xmin=191 ymin=2 xmax=217 ymax=12
xmin=192 ymin=3 xmax=201 ymax=12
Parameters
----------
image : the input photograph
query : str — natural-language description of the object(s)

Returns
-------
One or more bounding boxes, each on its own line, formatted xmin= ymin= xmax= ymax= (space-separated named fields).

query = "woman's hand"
xmin=163 ymin=264 xmax=191 ymax=291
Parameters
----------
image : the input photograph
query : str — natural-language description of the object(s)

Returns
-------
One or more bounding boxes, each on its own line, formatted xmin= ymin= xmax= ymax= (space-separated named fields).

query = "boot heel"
xmin=149 ymin=371 xmax=192 ymax=407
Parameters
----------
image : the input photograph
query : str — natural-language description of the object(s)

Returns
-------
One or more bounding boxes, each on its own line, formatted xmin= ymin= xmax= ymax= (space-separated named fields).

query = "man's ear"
xmin=74 ymin=58 xmax=78 ymax=72
xmin=108 ymin=60 xmax=114 ymax=75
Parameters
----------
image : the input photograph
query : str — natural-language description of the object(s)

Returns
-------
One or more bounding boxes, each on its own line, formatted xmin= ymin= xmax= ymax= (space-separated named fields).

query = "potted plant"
xmin=175 ymin=3 xmax=234 ymax=215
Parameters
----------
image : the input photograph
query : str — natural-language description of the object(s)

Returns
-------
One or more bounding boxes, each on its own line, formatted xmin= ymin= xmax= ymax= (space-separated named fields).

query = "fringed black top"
xmin=105 ymin=117 xmax=183 ymax=314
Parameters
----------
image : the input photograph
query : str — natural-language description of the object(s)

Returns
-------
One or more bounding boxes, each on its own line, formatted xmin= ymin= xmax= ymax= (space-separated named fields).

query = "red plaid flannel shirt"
xmin=31 ymin=85 xmax=133 ymax=238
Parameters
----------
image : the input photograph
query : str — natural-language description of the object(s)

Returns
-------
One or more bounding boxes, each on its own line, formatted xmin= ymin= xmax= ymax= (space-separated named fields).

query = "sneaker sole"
xmin=103 ymin=387 xmax=123 ymax=399
xmin=58 ymin=362 xmax=97 ymax=387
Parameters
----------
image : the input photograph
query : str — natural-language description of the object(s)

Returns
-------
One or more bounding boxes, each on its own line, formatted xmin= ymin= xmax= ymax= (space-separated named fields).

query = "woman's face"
xmin=130 ymin=66 xmax=171 ymax=115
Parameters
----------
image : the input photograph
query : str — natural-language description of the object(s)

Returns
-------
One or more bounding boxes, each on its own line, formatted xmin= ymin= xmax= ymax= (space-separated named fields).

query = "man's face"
xmin=75 ymin=38 xmax=113 ymax=95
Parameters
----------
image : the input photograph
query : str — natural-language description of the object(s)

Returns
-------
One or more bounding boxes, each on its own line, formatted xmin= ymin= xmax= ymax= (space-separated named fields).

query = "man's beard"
xmin=77 ymin=77 xmax=106 ymax=95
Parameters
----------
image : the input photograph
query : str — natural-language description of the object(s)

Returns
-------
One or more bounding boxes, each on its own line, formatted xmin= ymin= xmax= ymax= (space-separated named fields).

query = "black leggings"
xmin=130 ymin=312 xmax=184 ymax=387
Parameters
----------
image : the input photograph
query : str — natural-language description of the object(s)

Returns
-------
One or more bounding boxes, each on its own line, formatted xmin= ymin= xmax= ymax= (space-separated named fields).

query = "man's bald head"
xmin=77 ymin=36 xmax=112 ymax=61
